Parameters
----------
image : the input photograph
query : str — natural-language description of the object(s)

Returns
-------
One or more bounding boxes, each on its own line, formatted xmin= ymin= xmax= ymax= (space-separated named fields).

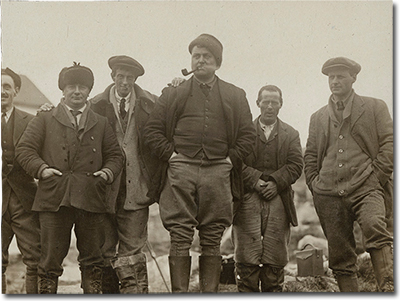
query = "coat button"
xmin=338 ymin=149 xmax=344 ymax=153
xmin=339 ymin=190 xmax=345 ymax=196
xmin=339 ymin=135 xmax=344 ymax=139
xmin=338 ymin=163 xmax=343 ymax=168
xmin=90 ymin=136 xmax=95 ymax=140
xmin=93 ymin=148 xmax=96 ymax=152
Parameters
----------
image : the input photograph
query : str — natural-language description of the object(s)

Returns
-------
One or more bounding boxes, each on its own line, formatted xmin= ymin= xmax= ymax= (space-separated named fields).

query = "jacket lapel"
xmin=82 ymin=109 xmax=98 ymax=135
xmin=52 ymin=104 xmax=75 ymax=129
xmin=350 ymin=94 xmax=365 ymax=130
xmin=277 ymin=119 xmax=288 ymax=152
xmin=12 ymin=108 xmax=30 ymax=146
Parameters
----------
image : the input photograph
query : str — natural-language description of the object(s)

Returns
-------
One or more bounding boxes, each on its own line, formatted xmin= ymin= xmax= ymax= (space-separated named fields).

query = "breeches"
xmin=2 ymin=190 xmax=40 ymax=275
xmin=101 ymin=206 xmax=149 ymax=266
xmin=38 ymin=206 xmax=105 ymax=277
xmin=159 ymin=153 xmax=233 ymax=256
xmin=313 ymin=173 xmax=392 ymax=275
xmin=233 ymin=191 xmax=290 ymax=267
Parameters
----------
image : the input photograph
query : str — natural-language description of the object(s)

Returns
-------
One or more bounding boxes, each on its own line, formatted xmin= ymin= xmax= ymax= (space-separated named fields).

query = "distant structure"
xmin=13 ymin=75 xmax=52 ymax=115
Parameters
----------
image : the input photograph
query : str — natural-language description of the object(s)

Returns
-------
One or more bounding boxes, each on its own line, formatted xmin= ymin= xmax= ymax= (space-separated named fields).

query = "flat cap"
xmin=58 ymin=62 xmax=94 ymax=91
xmin=1 ymin=68 xmax=22 ymax=89
xmin=322 ymin=57 xmax=361 ymax=75
xmin=108 ymin=55 xmax=145 ymax=78
xmin=189 ymin=34 xmax=223 ymax=66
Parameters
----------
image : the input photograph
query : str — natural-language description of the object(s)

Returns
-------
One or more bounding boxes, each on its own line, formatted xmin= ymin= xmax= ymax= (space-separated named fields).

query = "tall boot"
xmin=112 ymin=254 xmax=149 ymax=294
xmin=369 ymin=245 xmax=394 ymax=292
xmin=38 ymin=275 xmax=58 ymax=294
xmin=234 ymin=262 xmax=261 ymax=292
xmin=168 ymin=256 xmax=191 ymax=293
xmin=259 ymin=264 xmax=284 ymax=292
xmin=336 ymin=274 xmax=359 ymax=292
xmin=81 ymin=266 xmax=102 ymax=294
xmin=199 ymin=255 xmax=222 ymax=293
xmin=102 ymin=266 xmax=120 ymax=294
xmin=25 ymin=273 xmax=38 ymax=294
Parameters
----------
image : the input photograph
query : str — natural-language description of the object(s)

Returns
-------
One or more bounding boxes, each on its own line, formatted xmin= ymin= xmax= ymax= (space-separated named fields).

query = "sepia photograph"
xmin=1 ymin=0 xmax=394 ymax=295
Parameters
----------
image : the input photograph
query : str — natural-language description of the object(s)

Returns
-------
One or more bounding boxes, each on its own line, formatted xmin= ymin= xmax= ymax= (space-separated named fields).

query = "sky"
xmin=1 ymin=0 xmax=393 ymax=147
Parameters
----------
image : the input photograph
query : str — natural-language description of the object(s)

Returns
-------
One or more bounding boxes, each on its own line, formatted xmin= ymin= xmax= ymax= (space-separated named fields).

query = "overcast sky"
xmin=1 ymin=0 xmax=393 ymax=146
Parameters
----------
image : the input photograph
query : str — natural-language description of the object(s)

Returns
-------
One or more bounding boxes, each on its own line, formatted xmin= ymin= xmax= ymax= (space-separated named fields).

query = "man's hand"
xmin=41 ymin=168 xmax=62 ymax=180
xmin=37 ymin=103 xmax=54 ymax=113
xmin=93 ymin=170 xmax=108 ymax=181
xmin=168 ymin=77 xmax=186 ymax=87
xmin=259 ymin=181 xmax=278 ymax=200
xmin=254 ymin=179 xmax=268 ymax=193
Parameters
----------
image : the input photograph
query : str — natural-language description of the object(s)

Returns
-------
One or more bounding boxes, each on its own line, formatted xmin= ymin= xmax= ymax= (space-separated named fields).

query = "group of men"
xmin=1 ymin=33 xmax=393 ymax=294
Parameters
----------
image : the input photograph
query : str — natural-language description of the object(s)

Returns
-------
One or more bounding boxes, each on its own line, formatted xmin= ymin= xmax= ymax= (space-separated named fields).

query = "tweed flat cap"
xmin=322 ymin=57 xmax=361 ymax=75
xmin=58 ymin=62 xmax=94 ymax=91
xmin=189 ymin=34 xmax=223 ymax=66
xmin=108 ymin=55 xmax=145 ymax=77
xmin=1 ymin=68 xmax=22 ymax=89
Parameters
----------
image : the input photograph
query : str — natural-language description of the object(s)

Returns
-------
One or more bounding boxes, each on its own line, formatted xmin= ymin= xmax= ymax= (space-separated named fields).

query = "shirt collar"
xmin=330 ymin=89 xmax=355 ymax=109
xmin=259 ymin=118 xmax=277 ymax=131
xmin=2 ymin=106 xmax=14 ymax=121
xmin=64 ymin=103 xmax=87 ymax=113
xmin=194 ymin=76 xmax=217 ymax=90
xmin=114 ymin=89 xmax=132 ymax=104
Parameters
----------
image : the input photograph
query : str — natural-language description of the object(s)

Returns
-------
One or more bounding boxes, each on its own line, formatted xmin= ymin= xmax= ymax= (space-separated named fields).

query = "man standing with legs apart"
xmin=233 ymin=85 xmax=303 ymax=292
xmin=304 ymin=57 xmax=393 ymax=292
xmin=1 ymin=68 xmax=41 ymax=294
xmin=15 ymin=62 xmax=123 ymax=294
xmin=144 ymin=34 xmax=255 ymax=293
xmin=90 ymin=55 xmax=159 ymax=293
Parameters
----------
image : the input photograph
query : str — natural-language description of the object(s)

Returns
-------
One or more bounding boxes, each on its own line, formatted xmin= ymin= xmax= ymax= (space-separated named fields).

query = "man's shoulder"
xmin=311 ymin=104 xmax=329 ymax=119
xmin=278 ymin=118 xmax=300 ymax=135
xmin=13 ymin=107 xmax=35 ymax=121
xmin=355 ymin=94 xmax=388 ymax=108
xmin=217 ymin=78 xmax=245 ymax=95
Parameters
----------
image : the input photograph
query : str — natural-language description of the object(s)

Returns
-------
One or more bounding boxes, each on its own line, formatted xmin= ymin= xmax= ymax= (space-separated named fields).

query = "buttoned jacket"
xmin=2 ymin=108 xmax=37 ymax=215
xmin=15 ymin=103 xmax=123 ymax=213
xmin=144 ymin=76 xmax=256 ymax=201
xmin=90 ymin=83 xmax=159 ymax=211
xmin=304 ymin=94 xmax=393 ymax=202
xmin=241 ymin=117 xmax=303 ymax=226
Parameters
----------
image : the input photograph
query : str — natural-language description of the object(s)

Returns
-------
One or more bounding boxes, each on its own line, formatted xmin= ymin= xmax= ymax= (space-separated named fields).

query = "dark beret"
xmin=1 ymin=68 xmax=22 ymax=89
xmin=108 ymin=55 xmax=145 ymax=78
xmin=58 ymin=62 xmax=94 ymax=91
xmin=189 ymin=34 xmax=223 ymax=67
xmin=322 ymin=57 xmax=361 ymax=76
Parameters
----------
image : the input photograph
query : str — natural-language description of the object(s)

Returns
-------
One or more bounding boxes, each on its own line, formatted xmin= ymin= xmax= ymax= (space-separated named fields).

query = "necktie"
xmin=120 ymin=98 xmax=127 ymax=119
xmin=1 ymin=112 xmax=7 ymax=131
xmin=70 ymin=110 xmax=81 ymax=127
xmin=200 ymin=83 xmax=210 ymax=97
xmin=336 ymin=100 xmax=345 ymax=111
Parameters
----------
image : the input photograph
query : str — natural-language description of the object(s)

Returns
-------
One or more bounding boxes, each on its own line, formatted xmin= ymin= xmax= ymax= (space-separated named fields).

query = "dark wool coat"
xmin=15 ymin=104 xmax=123 ymax=213
xmin=2 ymin=108 xmax=37 ymax=215
xmin=143 ymin=76 xmax=256 ymax=201
xmin=90 ymin=83 xmax=160 ymax=210
xmin=241 ymin=117 xmax=303 ymax=226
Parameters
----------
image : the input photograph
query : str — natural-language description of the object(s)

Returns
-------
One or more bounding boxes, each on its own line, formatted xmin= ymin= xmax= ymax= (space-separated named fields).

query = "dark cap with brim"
xmin=322 ymin=57 xmax=361 ymax=75
xmin=1 ymin=68 xmax=22 ymax=89
xmin=189 ymin=34 xmax=223 ymax=67
xmin=108 ymin=55 xmax=145 ymax=78
xmin=58 ymin=62 xmax=94 ymax=91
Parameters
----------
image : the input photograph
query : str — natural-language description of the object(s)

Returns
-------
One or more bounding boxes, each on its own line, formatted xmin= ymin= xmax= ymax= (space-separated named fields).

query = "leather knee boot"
xmin=81 ymin=266 xmax=102 ymax=294
xmin=25 ymin=272 xmax=38 ymax=294
xmin=234 ymin=262 xmax=261 ymax=292
xmin=260 ymin=264 xmax=284 ymax=292
xmin=38 ymin=275 xmax=58 ymax=294
xmin=2 ymin=270 xmax=6 ymax=294
xmin=199 ymin=255 xmax=222 ymax=293
xmin=336 ymin=273 xmax=359 ymax=292
xmin=369 ymin=245 xmax=394 ymax=292
xmin=168 ymin=256 xmax=191 ymax=293
xmin=112 ymin=254 xmax=149 ymax=294
xmin=102 ymin=265 xmax=120 ymax=294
